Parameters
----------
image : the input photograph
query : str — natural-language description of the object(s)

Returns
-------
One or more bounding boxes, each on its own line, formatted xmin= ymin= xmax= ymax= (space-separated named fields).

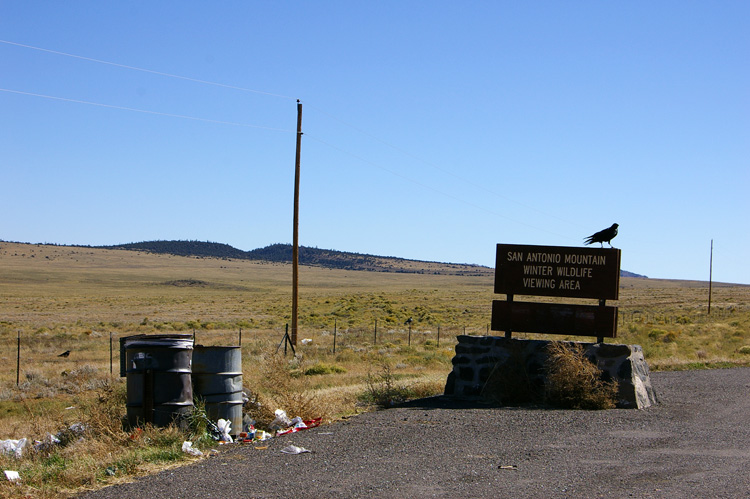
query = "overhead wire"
xmin=2 ymin=38 xmax=584 ymax=240
xmin=0 ymin=88 xmax=295 ymax=132
xmin=0 ymin=39 xmax=297 ymax=100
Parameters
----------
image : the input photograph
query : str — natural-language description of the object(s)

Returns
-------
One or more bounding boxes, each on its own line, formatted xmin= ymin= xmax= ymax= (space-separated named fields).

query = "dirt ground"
xmin=81 ymin=368 xmax=750 ymax=498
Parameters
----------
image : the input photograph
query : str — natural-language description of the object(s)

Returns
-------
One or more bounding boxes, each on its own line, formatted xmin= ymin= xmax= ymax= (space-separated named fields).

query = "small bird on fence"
xmin=405 ymin=317 xmax=413 ymax=326
xmin=58 ymin=350 xmax=71 ymax=358
xmin=584 ymin=223 xmax=619 ymax=247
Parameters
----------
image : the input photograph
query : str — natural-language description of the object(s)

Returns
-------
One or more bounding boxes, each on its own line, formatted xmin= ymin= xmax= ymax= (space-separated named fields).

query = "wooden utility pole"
xmin=708 ymin=239 xmax=713 ymax=315
xmin=291 ymin=100 xmax=302 ymax=346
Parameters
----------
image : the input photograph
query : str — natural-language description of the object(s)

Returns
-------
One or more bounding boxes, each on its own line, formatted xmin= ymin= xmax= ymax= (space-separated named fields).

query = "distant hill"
xmin=102 ymin=240 xmax=492 ymax=276
xmin=99 ymin=240 xmax=646 ymax=278
xmin=104 ymin=240 xmax=248 ymax=260
xmin=621 ymin=270 xmax=648 ymax=278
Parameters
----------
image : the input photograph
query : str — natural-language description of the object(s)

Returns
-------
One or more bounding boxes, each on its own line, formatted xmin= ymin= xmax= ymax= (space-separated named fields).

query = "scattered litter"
xmin=270 ymin=409 xmax=292 ymax=430
xmin=253 ymin=446 xmax=268 ymax=450
xmin=276 ymin=418 xmax=322 ymax=436
xmin=0 ymin=439 xmax=27 ymax=459
xmin=242 ymin=414 xmax=256 ymax=432
xmin=280 ymin=445 xmax=311 ymax=454
xmin=33 ymin=433 xmax=61 ymax=452
xmin=254 ymin=430 xmax=272 ymax=441
xmin=65 ymin=406 xmax=76 ymax=410
xmin=181 ymin=441 xmax=203 ymax=457
xmin=105 ymin=467 xmax=117 ymax=476
xmin=498 ymin=465 xmax=518 ymax=470
xmin=301 ymin=338 xmax=313 ymax=345
xmin=4 ymin=470 xmax=20 ymax=482
xmin=68 ymin=422 xmax=86 ymax=435
xmin=240 ymin=425 xmax=275 ymax=443
xmin=217 ymin=419 xmax=233 ymax=443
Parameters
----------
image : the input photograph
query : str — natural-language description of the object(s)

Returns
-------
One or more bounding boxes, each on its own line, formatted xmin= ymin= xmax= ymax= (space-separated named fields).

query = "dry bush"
xmin=246 ymin=354 xmax=331 ymax=428
xmin=75 ymin=380 xmax=128 ymax=444
xmin=360 ymin=362 xmax=413 ymax=408
xmin=544 ymin=342 xmax=618 ymax=410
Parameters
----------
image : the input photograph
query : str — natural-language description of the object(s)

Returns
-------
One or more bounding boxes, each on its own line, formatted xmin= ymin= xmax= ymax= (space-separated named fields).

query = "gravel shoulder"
xmin=81 ymin=368 xmax=750 ymax=498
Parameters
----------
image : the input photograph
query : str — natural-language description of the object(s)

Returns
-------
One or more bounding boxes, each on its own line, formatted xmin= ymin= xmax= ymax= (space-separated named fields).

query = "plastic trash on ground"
xmin=181 ymin=441 xmax=203 ymax=457
xmin=276 ymin=418 xmax=322 ymax=436
xmin=254 ymin=430 xmax=272 ymax=441
xmin=269 ymin=409 xmax=292 ymax=430
xmin=280 ymin=445 xmax=311 ymax=454
xmin=239 ymin=425 xmax=258 ymax=443
xmin=4 ymin=470 xmax=20 ymax=482
xmin=34 ymin=433 xmax=61 ymax=452
xmin=0 ymin=439 xmax=27 ymax=459
xmin=301 ymin=338 xmax=313 ymax=345
xmin=216 ymin=419 xmax=233 ymax=443
xmin=68 ymin=422 xmax=86 ymax=435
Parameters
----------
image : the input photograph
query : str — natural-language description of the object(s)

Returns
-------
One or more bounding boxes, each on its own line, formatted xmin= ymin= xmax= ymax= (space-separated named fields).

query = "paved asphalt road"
xmin=81 ymin=368 xmax=750 ymax=498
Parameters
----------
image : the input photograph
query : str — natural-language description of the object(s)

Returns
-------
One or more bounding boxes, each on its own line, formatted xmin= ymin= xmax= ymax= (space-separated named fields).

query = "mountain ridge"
xmin=97 ymin=240 xmax=648 ymax=278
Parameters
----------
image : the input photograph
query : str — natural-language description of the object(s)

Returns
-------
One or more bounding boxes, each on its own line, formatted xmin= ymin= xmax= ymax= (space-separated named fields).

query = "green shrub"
xmin=649 ymin=328 xmax=666 ymax=339
xmin=304 ymin=363 xmax=347 ymax=375
xmin=663 ymin=331 xmax=679 ymax=343
xmin=359 ymin=362 xmax=414 ymax=408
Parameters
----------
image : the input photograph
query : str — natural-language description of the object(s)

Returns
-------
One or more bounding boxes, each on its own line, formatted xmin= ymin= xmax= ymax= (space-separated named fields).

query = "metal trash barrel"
xmin=192 ymin=345 xmax=243 ymax=436
xmin=121 ymin=334 xmax=194 ymax=428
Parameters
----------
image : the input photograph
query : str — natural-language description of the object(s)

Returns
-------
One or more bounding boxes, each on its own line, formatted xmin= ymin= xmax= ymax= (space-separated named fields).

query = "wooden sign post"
xmin=491 ymin=244 xmax=621 ymax=342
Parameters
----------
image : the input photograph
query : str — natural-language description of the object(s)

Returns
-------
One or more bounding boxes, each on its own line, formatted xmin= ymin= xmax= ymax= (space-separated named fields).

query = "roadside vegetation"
xmin=1 ymin=242 xmax=748 ymax=497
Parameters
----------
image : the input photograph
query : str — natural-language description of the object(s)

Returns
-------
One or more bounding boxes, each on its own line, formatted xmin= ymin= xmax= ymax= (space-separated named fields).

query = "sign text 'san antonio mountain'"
xmin=495 ymin=244 xmax=621 ymax=300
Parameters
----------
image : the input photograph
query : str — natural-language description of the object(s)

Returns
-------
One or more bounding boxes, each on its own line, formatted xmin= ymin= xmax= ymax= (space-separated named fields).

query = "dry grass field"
xmin=0 ymin=242 xmax=748 ymax=497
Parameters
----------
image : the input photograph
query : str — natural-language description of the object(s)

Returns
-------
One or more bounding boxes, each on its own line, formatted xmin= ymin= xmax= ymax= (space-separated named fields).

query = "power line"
xmin=0 ymin=88 xmax=295 ymax=132
xmin=0 ymin=39 xmax=297 ymax=100
xmin=2 ymin=38 xmax=585 ymax=235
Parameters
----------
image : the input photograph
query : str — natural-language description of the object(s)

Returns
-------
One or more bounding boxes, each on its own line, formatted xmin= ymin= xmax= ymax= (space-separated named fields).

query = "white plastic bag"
xmin=270 ymin=409 xmax=292 ymax=430
xmin=0 ymin=439 xmax=27 ymax=459
xmin=290 ymin=416 xmax=307 ymax=429
xmin=181 ymin=441 xmax=203 ymax=457
xmin=217 ymin=419 xmax=233 ymax=443
xmin=280 ymin=445 xmax=311 ymax=454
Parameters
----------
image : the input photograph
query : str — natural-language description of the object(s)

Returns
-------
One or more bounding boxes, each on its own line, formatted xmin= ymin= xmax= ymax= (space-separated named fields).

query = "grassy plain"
xmin=0 ymin=242 xmax=749 ymax=496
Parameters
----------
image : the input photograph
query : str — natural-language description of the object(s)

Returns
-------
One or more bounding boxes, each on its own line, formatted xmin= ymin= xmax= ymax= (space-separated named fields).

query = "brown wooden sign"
xmin=492 ymin=243 xmax=621 ymax=341
xmin=495 ymin=244 xmax=621 ymax=301
xmin=492 ymin=300 xmax=617 ymax=338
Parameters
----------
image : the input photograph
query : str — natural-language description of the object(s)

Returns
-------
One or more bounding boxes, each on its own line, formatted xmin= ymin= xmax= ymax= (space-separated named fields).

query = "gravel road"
xmin=81 ymin=368 xmax=750 ymax=498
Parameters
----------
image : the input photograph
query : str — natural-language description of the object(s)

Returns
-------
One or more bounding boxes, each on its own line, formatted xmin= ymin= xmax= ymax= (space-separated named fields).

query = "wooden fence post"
xmin=17 ymin=330 xmax=21 ymax=387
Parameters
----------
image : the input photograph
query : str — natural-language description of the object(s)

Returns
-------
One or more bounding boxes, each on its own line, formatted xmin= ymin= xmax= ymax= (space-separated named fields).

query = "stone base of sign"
xmin=444 ymin=335 xmax=657 ymax=409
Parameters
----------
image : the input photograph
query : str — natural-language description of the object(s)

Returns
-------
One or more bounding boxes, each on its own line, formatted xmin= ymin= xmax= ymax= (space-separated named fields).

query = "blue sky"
xmin=1 ymin=2 xmax=748 ymax=284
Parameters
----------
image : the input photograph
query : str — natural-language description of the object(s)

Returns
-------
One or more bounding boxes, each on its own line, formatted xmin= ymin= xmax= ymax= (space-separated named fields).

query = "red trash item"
xmin=276 ymin=418 xmax=322 ymax=436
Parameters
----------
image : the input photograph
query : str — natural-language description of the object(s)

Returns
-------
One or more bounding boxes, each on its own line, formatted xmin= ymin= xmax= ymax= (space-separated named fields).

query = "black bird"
xmin=404 ymin=318 xmax=413 ymax=326
xmin=58 ymin=350 xmax=70 ymax=358
xmin=584 ymin=223 xmax=619 ymax=247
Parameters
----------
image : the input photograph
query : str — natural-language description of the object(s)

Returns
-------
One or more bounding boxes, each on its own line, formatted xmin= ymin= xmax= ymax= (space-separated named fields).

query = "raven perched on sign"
xmin=584 ymin=223 xmax=619 ymax=247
